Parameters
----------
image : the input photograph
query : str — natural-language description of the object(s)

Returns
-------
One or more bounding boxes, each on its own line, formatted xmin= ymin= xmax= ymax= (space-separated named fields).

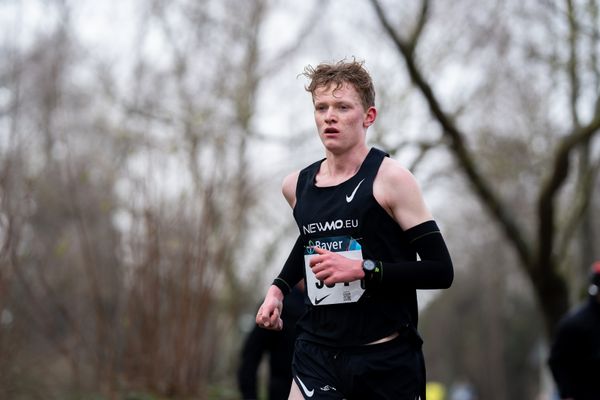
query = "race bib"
xmin=304 ymin=236 xmax=365 ymax=306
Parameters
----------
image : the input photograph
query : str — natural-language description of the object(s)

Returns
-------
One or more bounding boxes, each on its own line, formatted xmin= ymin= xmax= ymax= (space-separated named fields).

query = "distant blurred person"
xmin=238 ymin=284 xmax=305 ymax=400
xmin=548 ymin=261 xmax=600 ymax=400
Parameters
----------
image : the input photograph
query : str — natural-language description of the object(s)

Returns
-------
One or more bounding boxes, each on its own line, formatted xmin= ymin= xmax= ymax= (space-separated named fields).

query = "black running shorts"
xmin=292 ymin=329 xmax=425 ymax=400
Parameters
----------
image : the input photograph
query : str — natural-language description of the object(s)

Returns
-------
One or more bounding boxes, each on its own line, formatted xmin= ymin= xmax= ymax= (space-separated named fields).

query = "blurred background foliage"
xmin=0 ymin=0 xmax=599 ymax=399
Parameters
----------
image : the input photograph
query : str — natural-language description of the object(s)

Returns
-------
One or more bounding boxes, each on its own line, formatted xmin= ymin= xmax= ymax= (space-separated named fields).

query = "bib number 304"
xmin=304 ymin=236 xmax=365 ymax=306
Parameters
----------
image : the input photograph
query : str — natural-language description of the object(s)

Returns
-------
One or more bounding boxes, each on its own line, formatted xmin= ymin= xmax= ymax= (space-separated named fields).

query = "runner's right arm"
xmin=271 ymin=235 xmax=304 ymax=295
xmin=256 ymin=171 xmax=303 ymax=330
xmin=256 ymin=235 xmax=304 ymax=330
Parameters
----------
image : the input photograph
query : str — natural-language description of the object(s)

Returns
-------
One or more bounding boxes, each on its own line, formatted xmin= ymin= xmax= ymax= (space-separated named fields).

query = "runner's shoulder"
xmin=282 ymin=170 xmax=300 ymax=207
xmin=377 ymin=157 xmax=418 ymax=187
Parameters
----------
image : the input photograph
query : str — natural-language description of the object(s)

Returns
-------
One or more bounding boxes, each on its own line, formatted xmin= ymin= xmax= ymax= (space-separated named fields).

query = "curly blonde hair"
xmin=302 ymin=59 xmax=375 ymax=110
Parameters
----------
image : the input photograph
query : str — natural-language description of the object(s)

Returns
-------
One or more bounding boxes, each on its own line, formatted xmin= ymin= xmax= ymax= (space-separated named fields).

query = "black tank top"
xmin=293 ymin=148 xmax=419 ymax=347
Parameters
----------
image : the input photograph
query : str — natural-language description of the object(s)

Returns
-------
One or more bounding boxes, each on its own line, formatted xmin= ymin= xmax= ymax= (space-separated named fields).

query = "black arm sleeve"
xmin=271 ymin=235 xmax=304 ymax=296
xmin=379 ymin=220 xmax=453 ymax=290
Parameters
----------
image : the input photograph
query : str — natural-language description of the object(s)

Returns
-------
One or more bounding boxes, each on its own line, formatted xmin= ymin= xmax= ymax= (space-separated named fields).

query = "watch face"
xmin=363 ymin=259 xmax=376 ymax=271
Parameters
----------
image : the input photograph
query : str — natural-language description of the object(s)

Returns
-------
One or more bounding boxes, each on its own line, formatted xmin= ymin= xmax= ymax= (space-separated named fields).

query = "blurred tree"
xmin=358 ymin=1 xmax=600 ymax=398
xmin=4 ymin=0 xmax=598 ymax=398
xmin=420 ymin=193 xmax=545 ymax=399
xmin=0 ymin=2 xmax=134 ymax=396
xmin=0 ymin=0 xmax=321 ymax=398
xmin=113 ymin=0 xmax=321 ymax=396
xmin=370 ymin=0 xmax=600 ymax=337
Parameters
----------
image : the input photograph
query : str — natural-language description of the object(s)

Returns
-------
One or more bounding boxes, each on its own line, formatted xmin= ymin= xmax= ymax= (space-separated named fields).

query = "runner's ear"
xmin=363 ymin=106 xmax=377 ymax=128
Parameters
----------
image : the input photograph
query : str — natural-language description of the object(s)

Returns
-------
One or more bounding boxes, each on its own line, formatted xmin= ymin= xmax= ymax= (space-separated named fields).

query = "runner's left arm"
xmin=370 ymin=158 xmax=453 ymax=290
xmin=373 ymin=220 xmax=453 ymax=290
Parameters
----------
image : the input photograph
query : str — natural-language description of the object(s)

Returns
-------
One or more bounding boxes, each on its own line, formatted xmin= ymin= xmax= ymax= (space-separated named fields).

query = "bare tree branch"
xmin=557 ymin=157 xmax=600 ymax=261
xmin=590 ymin=0 xmax=600 ymax=112
xmin=261 ymin=0 xmax=330 ymax=76
xmin=407 ymin=0 xmax=430 ymax=56
xmin=537 ymin=112 xmax=600 ymax=268
xmin=398 ymin=138 xmax=445 ymax=173
xmin=369 ymin=0 xmax=533 ymax=267
xmin=566 ymin=0 xmax=581 ymax=128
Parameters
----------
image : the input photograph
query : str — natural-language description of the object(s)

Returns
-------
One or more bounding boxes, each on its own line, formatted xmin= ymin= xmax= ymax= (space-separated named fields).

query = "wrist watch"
xmin=362 ymin=259 xmax=377 ymax=280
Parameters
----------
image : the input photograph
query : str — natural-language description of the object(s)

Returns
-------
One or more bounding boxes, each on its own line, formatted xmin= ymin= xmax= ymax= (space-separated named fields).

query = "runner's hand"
xmin=256 ymin=286 xmax=284 ymax=330
xmin=309 ymin=246 xmax=363 ymax=286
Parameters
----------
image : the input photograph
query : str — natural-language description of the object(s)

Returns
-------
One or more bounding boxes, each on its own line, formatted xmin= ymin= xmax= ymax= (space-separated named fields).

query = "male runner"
xmin=256 ymin=59 xmax=454 ymax=400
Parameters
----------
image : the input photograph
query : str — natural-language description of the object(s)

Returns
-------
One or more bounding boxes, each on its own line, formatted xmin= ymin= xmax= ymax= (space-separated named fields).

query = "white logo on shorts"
xmin=296 ymin=375 xmax=314 ymax=397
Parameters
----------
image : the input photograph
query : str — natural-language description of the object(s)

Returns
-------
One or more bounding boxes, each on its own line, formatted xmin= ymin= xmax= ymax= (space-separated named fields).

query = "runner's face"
xmin=313 ymin=83 xmax=375 ymax=153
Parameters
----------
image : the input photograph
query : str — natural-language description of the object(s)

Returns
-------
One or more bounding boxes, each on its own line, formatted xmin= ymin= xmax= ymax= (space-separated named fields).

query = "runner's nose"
xmin=325 ymin=108 xmax=337 ymax=123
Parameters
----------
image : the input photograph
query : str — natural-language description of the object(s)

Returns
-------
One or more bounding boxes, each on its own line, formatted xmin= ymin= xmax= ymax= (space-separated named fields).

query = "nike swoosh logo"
xmin=296 ymin=375 xmax=314 ymax=397
xmin=345 ymin=178 xmax=365 ymax=203
xmin=314 ymin=294 xmax=331 ymax=305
